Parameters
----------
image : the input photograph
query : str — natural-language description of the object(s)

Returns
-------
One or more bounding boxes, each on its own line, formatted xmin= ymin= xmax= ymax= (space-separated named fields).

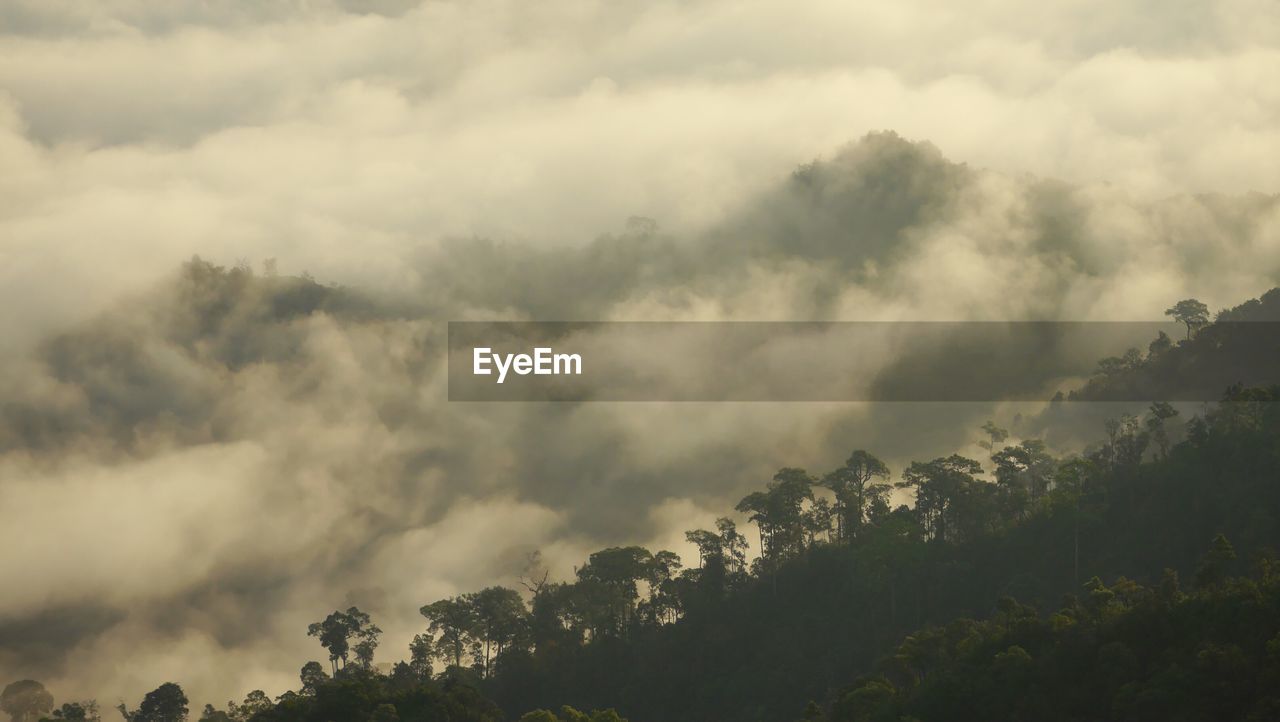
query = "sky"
xmin=1 ymin=0 xmax=1279 ymax=711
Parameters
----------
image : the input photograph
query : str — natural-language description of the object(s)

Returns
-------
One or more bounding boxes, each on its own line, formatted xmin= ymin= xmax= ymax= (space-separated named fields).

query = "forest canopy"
xmin=11 ymin=290 xmax=1280 ymax=722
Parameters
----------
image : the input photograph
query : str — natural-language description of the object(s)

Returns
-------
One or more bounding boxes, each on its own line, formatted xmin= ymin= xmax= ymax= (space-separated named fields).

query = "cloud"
xmin=3 ymin=131 xmax=1277 ymax=708
xmin=1 ymin=0 xmax=1279 ymax=710
xmin=2 ymin=1 xmax=1278 ymax=347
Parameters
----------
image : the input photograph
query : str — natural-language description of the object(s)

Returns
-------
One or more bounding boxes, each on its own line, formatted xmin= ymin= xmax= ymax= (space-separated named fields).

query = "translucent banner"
xmin=447 ymin=321 xmax=1280 ymax=402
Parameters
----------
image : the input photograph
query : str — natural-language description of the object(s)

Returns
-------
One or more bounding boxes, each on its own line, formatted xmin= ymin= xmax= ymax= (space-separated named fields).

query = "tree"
xmin=307 ymin=612 xmax=352 ymax=674
xmin=647 ymin=550 xmax=683 ymax=591
xmin=640 ymin=550 xmax=684 ymax=625
xmin=684 ymin=519 xmax=746 ymax=574
xmin=577 ymin=547 xmax=654 ymax=606
xmin=408 ymin=634 xmax=433 ymax=680
xmin=1052 ymin=457 xmax=1101 ymax=585
xmin=529 ymin=581 xmax=582 ymax=648
xmin=1145 ymin=401 xmax=1179 ymax=458
xmin=684 ymin=529 xmax=722 ymax=570
xmin=306 ymin=607 xmax=381 ymax=674
xmin=518 ymin=709 xmax=629 ymax=722
xmin=50 ymin=701 xmax=100 ymax=721
xmin=195 ymin=705 xmax=231 ymax=722
xmin=1099 ymin=414 xmax=1149 ymax=470
xmin=715 ymin=518 xmax=749 ymax=573
xmin=347 ymin=608 xmax=383 ymax=671
xmin=298 ymin=661 xmax=329 ymax=696
xmin=519 ymin=550 xmax=551 ymax=596
xmin=574 ymin=546 xmax=690 ymax=634
xmin=235 ymin=691 xmax=272 ymax=719
xmin=420 ymin=597 xmax=477 ymax=669
xmin=681 ymin=518 xmax=748 ymax=604
xmin=1096 ymin=348 xmax=1144 ymax=377
xmin=1148 ymin=330 xmax=1173 ymax=357
xmin=1 ymin=680 xmax=53 ymax=722
xmin=897 ymin=455 xmax=986 ymax=543
xmin=1194 ymin=534 xmax=1237 ymax=590
xmin=117 ymin=683 xmax=188 ymax=722
xmin=821 ymin=450 xmax=891 ymax=541
xmin=737 ymin=468 xmax=816 ymax=563
xmin=1165 ymin=298 xmax=1210 ymax=339
xmin=990 ymin=439 xmax=1056 ymax=514
xmin=733 ymin=490 xmax=773 ymax=561
xmin=563 ymin=578 xmax=627 ymax=642
xmin=465 ymin=586 xmax=529 ymax=674
xmin=803 ymin=496 xmax=834 ymax=546
xmin=978 ymin=421 xmax=1008 ymax=451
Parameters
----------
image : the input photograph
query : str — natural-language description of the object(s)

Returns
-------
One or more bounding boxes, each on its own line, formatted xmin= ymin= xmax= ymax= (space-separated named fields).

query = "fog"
xmin=0 ymin=0 xmax=1278 ymax=710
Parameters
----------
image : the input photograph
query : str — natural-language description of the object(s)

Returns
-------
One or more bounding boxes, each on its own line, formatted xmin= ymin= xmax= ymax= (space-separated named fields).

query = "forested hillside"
xmin=827 ymin=555 xmax=1280 ymax=722
xmin=8 ymin=292 xmax=1280 ymax=722
xmin=7 ymin=0 xmax=1280 ymax=718
xmin=1066 ymin=288 xmax=1280 ymax=402
xmin=469 ymin=383 xmax=1280 ymax=722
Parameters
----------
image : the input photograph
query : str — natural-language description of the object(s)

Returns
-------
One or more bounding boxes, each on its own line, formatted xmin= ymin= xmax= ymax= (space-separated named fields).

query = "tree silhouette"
xmin=1145 ymin=401 xmax=1179 ymax=458
xmin=1194 ymin=534 xmax=1237 ymax=589
xmin=347 ymin=608 xmax=383 ymax=671
xmin=233 ymin=690 xmax=272 ymax=719
xmin=48 ymin=700 xmax=100 ymax=721
xmin=977 ymin=421 xmax=1008 ymax=451
xmin=466 ymin=587 xmax=529 ymax=674
xmin=1165 ymin=298 xmax=1210 ymax=339
xmin=307 ymin=612 xmax=352 ymax=673
xmin=117 ymin=683 xmax=187 ymax=722
xmin=298 ymin=661 xmax=329 ymax=695
xmin=1148 ymin=330 xmax=1173 ymax=356
xmin=420 ymin=597 xmax=478 ymax=669
xmin=990 ymin=439 xmax=1056 ymax=513
xmin=1101 ymin=414 xmax=1149 ymax=471
xmin=897 ymin=455 xmax=985 ymax=543
xmin=737 ymin=468 xmax=815 ymax=563
xmin=0 ymin=680 xmax=53 ymax=722
xmin=820 ymin=450 xmax=891 ymax=541
xmin=307 ymin=607 xmax=381 ymax=674
xmin=408 ymin=634 xmax=434 ymax=680
xmin=195 ymin=703 xmax=231 ymax=722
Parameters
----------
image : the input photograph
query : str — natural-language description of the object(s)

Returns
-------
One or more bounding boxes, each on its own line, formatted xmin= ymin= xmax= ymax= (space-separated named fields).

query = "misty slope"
xmin=472 ymin=387 xmax=1280 ymax=722
xmin=198 ymin=359 xmax=1280 ymax=722
xmin=826 ymin=563 xmax=1280 ymax=722
xmin=1066 ymin=288 xmax=1280 ymax=402
xmin=4 ymin=133 xmax=1280 ymax=709
xmin=4 ymin=263 xmax=383 ymax=453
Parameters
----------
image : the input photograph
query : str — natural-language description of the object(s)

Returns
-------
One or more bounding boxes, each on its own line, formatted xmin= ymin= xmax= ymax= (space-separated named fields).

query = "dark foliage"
xmin=15 ymin=291 xmax=1280 ymax=722
xmin=826 ymin=561 xmax=1280 ymax=722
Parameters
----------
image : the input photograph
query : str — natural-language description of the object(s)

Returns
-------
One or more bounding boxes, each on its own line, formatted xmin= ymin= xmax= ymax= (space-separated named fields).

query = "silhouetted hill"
xmin=1068 ymin=289 xmax=1280 ymax=402
xmin=827 ymin=561 xmax=1280 ymax=722
xmin=21 ymin=287 xmax=1280 ymax=722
